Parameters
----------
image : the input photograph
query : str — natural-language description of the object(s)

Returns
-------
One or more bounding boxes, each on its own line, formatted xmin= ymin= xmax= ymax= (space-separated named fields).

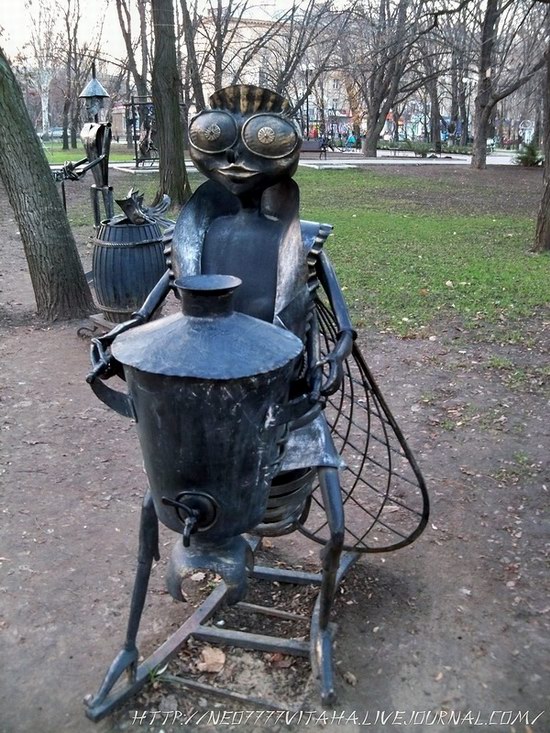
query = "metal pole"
xmin=131 ymin=96 xmax=139 ymax=168
xmin=305 ymin=69 xmax=310 ymax=140
xmin=92 ymin=62 xmax=99 ymax=124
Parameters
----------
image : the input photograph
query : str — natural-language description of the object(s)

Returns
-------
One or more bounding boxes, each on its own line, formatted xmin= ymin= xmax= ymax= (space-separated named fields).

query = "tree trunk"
xmin=450 ymin=62 xmax=459 ymax=143
xmin=362 ymin=108 xmax=386 ymax=157
xmin=151 ymin=0 xmax=192 ymax=209
xmin=62 ymin=96 xmax=70 ymax=150
xmin=459 ymin=84 xmax=469 ymax=145
xmin=534 ymin=171 xmax=550 ymax=252
xmin=0 ymin=48 xmax=95 ymax=321
xmin=344 ymin=78 xmax=363 ymax=139
xmin=533 ymin=42 xmax=550 ymax=252
xmin=115 ymin=0 xmax=149 ymax=101
xmin=40 ymin=89 xmax=50 ymax=137
xmin=363 ymin=126 xmax=380 ymax=157
xmin=533 ymin=107 xmax=542 ymax=148
xmin=472 ymin=107 xmax=491 ymax=168
xmin=70 ymin=122 xmax=78 ymax=149
xmin=392 ymin=110 xmax=400 ymax=143
xmin=471 ymin=0 xmax=499 ymax=169
xmin=427 ymin=78 xmax=442 ymax=153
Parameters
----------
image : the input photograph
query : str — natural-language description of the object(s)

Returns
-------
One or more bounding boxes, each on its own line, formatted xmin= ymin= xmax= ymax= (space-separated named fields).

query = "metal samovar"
xmin=92 ymin=273 xmax=302 ymax=590
xmin=85 ymin=274 xmax=304 ymax=712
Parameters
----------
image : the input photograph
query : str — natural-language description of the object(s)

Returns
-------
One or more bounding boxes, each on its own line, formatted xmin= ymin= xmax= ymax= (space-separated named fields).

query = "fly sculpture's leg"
xmin=302 ymin=249 xmax=353 ymax=703
xmin=85 ymin=490 xmax=159 ymax=709
xmin=311 ymin=465 xmax=345 ymax=705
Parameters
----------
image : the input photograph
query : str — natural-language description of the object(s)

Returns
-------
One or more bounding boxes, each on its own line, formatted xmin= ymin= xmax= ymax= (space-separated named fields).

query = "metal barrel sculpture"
xmin=92 ymin=218 xmax=166 ymax=323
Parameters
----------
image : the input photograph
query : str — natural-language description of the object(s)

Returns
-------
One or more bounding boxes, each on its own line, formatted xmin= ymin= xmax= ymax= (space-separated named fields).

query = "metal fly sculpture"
xmin=85 ymin=85 xmax=429 ymax=719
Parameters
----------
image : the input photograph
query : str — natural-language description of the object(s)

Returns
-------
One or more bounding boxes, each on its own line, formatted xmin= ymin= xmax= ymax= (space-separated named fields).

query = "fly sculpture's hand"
xmin=87 ymin=317 xmax=144 ymax=383
xmin=313 ymin=331 xmax=354 ymax=398
xmin=87 ymin=271 xmax=172 ymax=383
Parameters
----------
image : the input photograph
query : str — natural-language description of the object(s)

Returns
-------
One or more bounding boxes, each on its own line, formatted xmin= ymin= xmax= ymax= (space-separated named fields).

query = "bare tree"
xmin=422 ymin=47 xmax=443 ymax=152
xmin=177 ymin=0 xmax=348 ymax=116
xmin=180 ymin=0 xmax=206 ymax=109
xmin=115 ymin=0 xmax=150 ymax=100
xmin=251 ymin=0 xmax=349 ymax=102
xmin=58 ymin=0 xmax=106 ymax=149
xmin=0 ymin=46 xmax=95 ymax=320
xmin=198 ymin=0 xmax=257 ymax=90
xmin=432 ymin=2 xmax=477 ymax=145
xmin=534 ymin=2 xmax=550 ymax=252
xmin=26 ymin=0 xmax=62 ymax=137
xmin=60 ymin=0 xmax=78 ymax=149
xmin=471 ymin=0 xmax=547 ymax=169
xmin=151 ymin=0 xmax=191 ymax=208
xmin=340 ymin=0 xmax=428 ymax=157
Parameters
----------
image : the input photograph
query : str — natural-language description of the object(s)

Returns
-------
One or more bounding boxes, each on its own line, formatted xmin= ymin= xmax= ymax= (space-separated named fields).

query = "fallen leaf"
xmin=266 ymin=652 xmax=293 ymax=669
xmin=343 ymin=671 xmax=357 ymax=686
xmin=197 ymin=646 xmax=225 ymax=673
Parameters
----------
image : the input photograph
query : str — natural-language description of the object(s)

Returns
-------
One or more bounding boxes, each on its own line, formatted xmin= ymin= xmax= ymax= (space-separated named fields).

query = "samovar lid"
xmin=111 ymin=274 xmax=303 ymax=379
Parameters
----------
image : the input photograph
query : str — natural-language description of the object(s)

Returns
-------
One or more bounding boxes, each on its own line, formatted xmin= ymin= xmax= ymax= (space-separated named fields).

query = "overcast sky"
xmin=0 ymin=0 xmax=283 ymax=60
xmin=0 ymin=0 xmax=120 ymax=57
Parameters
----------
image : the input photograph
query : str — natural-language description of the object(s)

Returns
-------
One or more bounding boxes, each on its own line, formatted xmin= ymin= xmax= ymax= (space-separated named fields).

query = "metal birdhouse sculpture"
xmin=85 ymin=86 xmax=429 ymax=720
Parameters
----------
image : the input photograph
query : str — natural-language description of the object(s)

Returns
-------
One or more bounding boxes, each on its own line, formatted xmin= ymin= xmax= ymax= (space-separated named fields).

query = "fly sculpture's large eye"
xmin=189 ymin=111 xmax=239 ymax=153
xmin=241 ymin=114 xmax=299 ymax=159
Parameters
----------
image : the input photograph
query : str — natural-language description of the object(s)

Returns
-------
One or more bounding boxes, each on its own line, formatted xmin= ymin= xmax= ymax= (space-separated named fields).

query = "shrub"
xmin=515 ymin=142 xmax=543 ymax=167
xmin=409 ymin=141 xmax=431 ymax=157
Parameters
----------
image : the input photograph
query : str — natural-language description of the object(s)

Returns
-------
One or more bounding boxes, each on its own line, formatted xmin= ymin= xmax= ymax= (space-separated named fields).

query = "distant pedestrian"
xmin=346 ymin=133 xmax=356 ymax=151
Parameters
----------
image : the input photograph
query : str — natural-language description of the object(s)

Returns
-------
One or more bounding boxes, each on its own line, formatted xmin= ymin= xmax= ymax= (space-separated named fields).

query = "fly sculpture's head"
xmin=188 ymin=85 xmax=302 ymax=198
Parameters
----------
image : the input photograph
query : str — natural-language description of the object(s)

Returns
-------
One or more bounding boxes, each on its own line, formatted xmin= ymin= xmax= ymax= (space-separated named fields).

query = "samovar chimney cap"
xmin=111 ymin=274 xmax=303 ymax=380
xmin=176 ymin=273 xmax=241 ymax=293
xmin=175 ymin=274 xmax=240 ymax=318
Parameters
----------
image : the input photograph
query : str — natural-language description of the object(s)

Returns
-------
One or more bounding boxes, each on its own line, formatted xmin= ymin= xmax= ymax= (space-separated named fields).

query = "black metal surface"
xmin=104 ymin=277 xmax=303 ymax=544
xmin=84 ymin=491 xmax=159 ymax=714
xmin=298 ymin=297 xmax=430 ymax=553
xmin=81 ymin=122 xmax=111 ymax=189
xmin=124 ymin=368 xmax=291 ymax=537
xmin=85 ymin=84 xmax=429 ymax=720
xmin=85 ymin=578 xmax=230 ymax=722
xmin=309 ymin=550 xmax=359 ymax=704
xmin=84 ymin=547 xmax=359 ymax=722
xmin=92 ymin=219 xmax=166 ymax=323
xmin=111 ymin=275 xmax=303 ymax=379
xmin=167 ymin=534 xmax=253 ymax=605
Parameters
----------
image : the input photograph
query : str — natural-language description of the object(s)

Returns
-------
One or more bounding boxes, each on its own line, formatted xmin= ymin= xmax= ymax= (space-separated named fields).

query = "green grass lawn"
xmin=42 ymin=140 xmax=136 ymax=164
xmin=295 ymin=169 xmax=549 ymax=334
xmin=66 ymin=165 xmax=548 ymax=335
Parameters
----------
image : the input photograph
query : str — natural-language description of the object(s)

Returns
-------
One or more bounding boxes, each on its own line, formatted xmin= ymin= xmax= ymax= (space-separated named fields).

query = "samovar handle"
xmin=88 ymin=378 xmax=137 ymax=420
xmin=86 ymin=271 xmax=173 ymax=419
xmin=86 ymin=334 xmax=136 ymax=419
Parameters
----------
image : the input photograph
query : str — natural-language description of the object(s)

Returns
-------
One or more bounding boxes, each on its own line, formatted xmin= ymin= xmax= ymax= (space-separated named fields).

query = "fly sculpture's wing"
xmin=298 ymin=295 xmax=429 ymax=553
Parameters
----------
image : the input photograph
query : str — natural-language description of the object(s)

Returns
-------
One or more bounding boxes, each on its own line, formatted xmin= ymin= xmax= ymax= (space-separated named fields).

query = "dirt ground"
xmin=0 ymin=165 xmax=549 ymax=733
